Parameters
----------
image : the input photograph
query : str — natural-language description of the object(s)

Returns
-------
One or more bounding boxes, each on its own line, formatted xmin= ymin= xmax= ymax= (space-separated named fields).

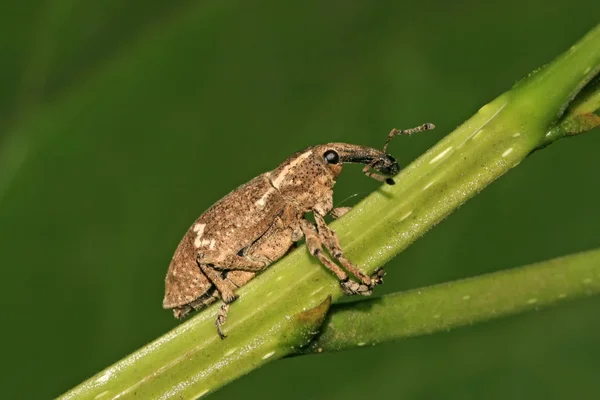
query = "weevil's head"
xmin=268 ymin=143 xmax=400 ymax=213
xmin=269 ymin=143 xmax=399 ymax=196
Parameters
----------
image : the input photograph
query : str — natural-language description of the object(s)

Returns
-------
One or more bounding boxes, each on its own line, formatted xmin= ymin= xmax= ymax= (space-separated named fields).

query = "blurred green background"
xmin=1 ymin=1 xmax=599 ymax=399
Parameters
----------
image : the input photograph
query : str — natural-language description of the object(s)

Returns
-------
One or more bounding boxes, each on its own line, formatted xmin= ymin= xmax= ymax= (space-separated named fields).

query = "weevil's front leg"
xmin=330 ymin=207 xmax=352 ymax=219
xmin=313 ymin=212 xmax=384 ymax=291
xmin=301 ymin=220 xmax=348 ymax=282
xmin=301 ymin=220 xmax=371 ymax=295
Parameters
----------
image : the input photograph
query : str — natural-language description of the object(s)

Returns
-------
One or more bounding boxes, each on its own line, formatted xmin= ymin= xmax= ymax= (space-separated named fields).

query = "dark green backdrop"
xmin=1 ymin=1 xmax=599 ymax=399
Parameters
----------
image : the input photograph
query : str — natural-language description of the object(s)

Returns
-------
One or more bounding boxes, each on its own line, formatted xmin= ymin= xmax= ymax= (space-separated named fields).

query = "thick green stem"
xmin=301 ymin=248 xmax=600 ymax=353
xmin=60 ymin=25 xmax=600 ymax=400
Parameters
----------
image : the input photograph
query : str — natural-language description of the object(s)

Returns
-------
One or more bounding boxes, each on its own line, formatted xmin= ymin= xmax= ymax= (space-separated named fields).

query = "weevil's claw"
xmin=341 ymin=280 xmax=373 ymax=296
xmin=216 ymin=303 xmax=230 ymax=339
xmin=370 ymin=268 xmax=386 ymax=287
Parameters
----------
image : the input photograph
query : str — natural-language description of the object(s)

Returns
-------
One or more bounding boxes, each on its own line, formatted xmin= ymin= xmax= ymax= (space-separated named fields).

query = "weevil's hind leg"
xmin=198 ymin=263 xmax=238 ymax=303
xmin=301 ymin=220 xmax=371 ymax=295
xmin=198 ymin=263 xmax=238 ymax=339
xmin=330 ymin=207 xmax=352 ymax=219
xmin=215 ymin=303 xmax=230 ymax=339
xmin=314 ymin=212 xmax=384 ymax=292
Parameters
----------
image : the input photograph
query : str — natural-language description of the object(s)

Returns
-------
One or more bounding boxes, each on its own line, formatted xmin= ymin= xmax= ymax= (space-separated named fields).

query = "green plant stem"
xmin=60 ymin=25 xmax=600 ymax=400
xmin=301 ymin=248 xmax=600 ymax=353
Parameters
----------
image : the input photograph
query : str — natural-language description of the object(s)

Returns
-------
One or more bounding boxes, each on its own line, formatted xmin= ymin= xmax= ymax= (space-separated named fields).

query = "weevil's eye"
xmin=323 ymin=150 xmax=339 ymax=164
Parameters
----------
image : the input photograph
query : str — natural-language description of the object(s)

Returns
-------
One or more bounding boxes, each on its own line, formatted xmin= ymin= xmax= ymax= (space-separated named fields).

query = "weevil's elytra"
xmin=164 ymin=123 xmax=435 ymax=338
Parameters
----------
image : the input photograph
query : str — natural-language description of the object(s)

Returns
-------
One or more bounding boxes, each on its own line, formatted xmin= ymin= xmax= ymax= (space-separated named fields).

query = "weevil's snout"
xmin=329 ymin=144 xmax=401 ymax=184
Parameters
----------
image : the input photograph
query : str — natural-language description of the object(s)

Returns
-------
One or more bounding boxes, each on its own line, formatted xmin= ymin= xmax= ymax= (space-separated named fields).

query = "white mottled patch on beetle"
xmin=271 ymin=151 xmax=313 ymax=188
xmin=262 ymin=351 xmax=276 ymax=360
xmin=193 ymin=223 xmax=206 ymax=248
xmin=429 ymin=146 xmax=453 ymax=164
xmin=255 ymin=188 xmax=275 ymax=207
xmin=193 ymin=223 xmax=205 ymax=233
xmin=502 ymin=148 xmax=513 ymax=157
xmin=209 ymin=239 xmax=216 ymax=250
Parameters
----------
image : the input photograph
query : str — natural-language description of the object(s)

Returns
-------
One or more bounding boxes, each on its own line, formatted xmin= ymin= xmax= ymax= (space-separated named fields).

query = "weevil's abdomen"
xmin=163 ymin=174 xmax=290 ymax=310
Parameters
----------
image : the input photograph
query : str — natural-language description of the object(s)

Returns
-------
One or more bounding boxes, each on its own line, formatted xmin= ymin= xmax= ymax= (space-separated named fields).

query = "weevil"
xmin=163 ymin=123 xmax=435 ymax=338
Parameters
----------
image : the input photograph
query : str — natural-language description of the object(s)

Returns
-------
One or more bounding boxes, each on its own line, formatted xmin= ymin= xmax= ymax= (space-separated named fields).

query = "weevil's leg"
xmin=216 ymin=304 xmax=230 ymax=339
xmin=301 ymin=220 xmax=371 ymax=295
xmin=197 ymin=263 xmax=238 ymax=339
xmin=200 ymin=251 xmax=269 ymax=272
xmin=225 ymin=270 xmax=256 ymax=289
xmin=330 ymin=207 xmax=352 ymax=219
xmin=198 ymin=263 xmax=238 ymax=303
xmin=300 ymin=220 xmax=348 ymax=282
xmin=314 ymin=212 xmax=383 ymax=291
xmin=362 ymin=161 xmax=387 ymax=183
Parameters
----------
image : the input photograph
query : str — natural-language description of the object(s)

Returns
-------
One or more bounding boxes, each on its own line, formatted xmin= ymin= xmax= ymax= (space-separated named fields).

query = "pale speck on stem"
xmin=262 ymin=351 xmax=276 ymax=360
xmin=472 ymin=129 xmax=484 ymax=140
xmin=462 ymin=295 xmax=471 ymax=300
xmin=224 ymin=348 xmax=237 ymax=357
xmin=527 ymin=298 xmax=538 ymax=304
xmin=422 ymin=180 xmax=435 ymax=191
xmin=400 ymin=210 xmax=413 ymax=222
xmin=501 ymin=148 xmax=514 ymax=157
xmin=429 ymin=146 xmax=454 ymax=164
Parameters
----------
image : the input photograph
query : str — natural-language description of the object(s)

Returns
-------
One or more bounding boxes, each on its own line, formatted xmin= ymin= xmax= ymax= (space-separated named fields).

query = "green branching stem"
xmin=60 ymin=24 xmax=600 ymax=400
xmin=301 ymin=248 xmax=600 ymax=353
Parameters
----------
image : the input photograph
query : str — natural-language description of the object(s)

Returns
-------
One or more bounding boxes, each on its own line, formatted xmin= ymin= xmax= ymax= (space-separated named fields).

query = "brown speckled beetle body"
xmin=164 ymin=124 xmax=434 ymax=338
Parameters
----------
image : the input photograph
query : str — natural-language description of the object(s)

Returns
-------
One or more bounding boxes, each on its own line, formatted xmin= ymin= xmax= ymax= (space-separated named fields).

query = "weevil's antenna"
xmin=383 ymin=123 xmax=435 ymax=152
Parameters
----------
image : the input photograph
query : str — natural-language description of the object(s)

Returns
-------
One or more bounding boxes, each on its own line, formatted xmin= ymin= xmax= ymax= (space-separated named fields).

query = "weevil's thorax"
xmin=268 ymin=146 xmax=339 ymax=214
